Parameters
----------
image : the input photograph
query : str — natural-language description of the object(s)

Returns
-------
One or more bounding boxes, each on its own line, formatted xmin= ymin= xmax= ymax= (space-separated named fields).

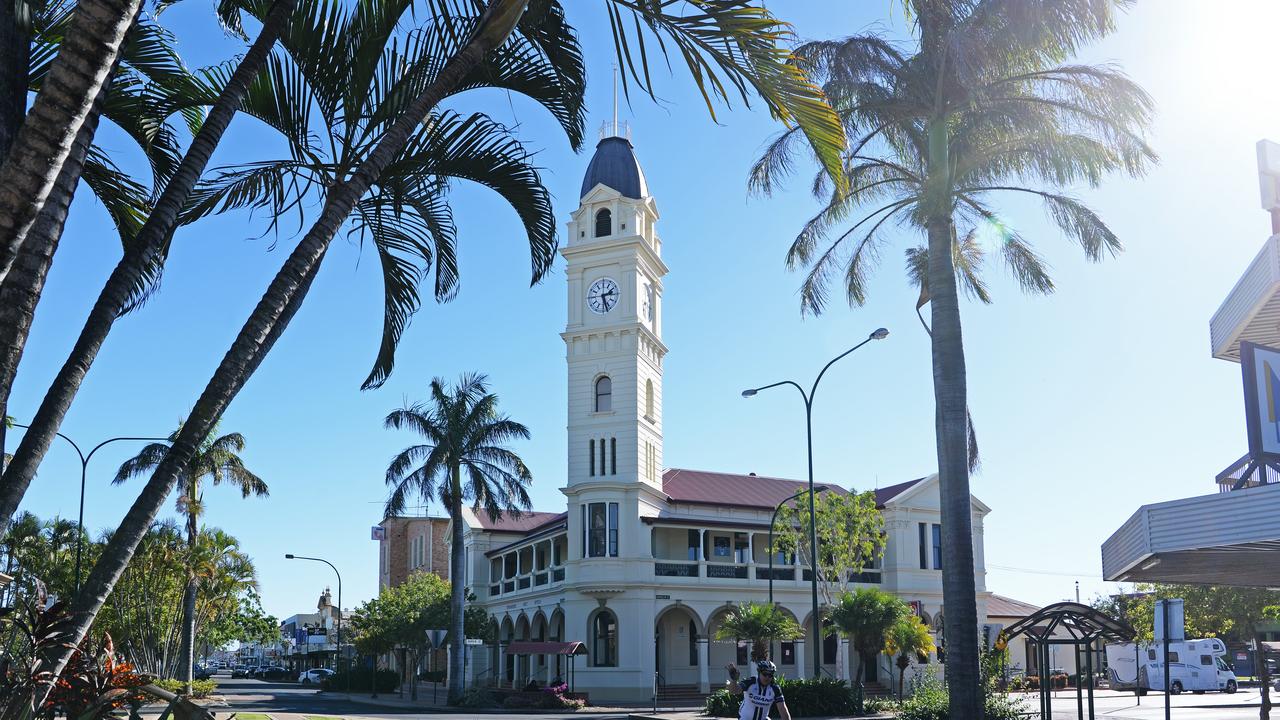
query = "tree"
xmin=200 ymin=590 xmax=278 ymax=660
xmin=0 ymin=3 xmax=193 ymax=472
xmin=348 ymin=572 xmax=490 ymax=699
xmin=714 ymin=602 xmax=803 ymax=664
xmin=113 ymin=424 xmax=267 ymax=692
xmin=750 ymin=3 xmax=1156 ymax=714
xmin=830 ymin=588 xmax=909 ymax=687
xmin=884 ymin=614 xmax=934 ymax=699
xmin=0 ymin=0 xmax=144 ymax=282
xmin=47 ymin=0 xmax=846 ymax=700
xmin=771 ymin=489 xmax=885 ymax=603
xmin=383 ymin=373 xmax=531 ymax=702
xmin=0 ymin=0 xmax=297 ymax=532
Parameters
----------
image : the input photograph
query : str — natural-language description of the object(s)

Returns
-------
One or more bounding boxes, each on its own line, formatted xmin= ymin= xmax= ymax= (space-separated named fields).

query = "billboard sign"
xmin=371 ymin=525 xmax=387 ymax=541
xmin=1240 ymin=341 xmax=1280 ymax=461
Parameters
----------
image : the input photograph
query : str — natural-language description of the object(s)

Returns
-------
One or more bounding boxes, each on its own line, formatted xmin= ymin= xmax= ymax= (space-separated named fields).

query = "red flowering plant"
xmin=0 ymin=587 xmax=150 ymax=720
xmin=46 ymin=633 xmax=150 ymax=718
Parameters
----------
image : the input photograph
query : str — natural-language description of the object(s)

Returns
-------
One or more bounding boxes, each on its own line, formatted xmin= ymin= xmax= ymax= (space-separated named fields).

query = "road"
xmin=208 ymin=675 xmax=635 ymax=720
xmin=1024 ymin=687 xmax=1269 ymax=719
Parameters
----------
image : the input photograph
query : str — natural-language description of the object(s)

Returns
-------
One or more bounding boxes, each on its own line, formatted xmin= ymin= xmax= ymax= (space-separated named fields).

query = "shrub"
xmin=540 ymin=682 xmax=586 ymax=710
xmin=153 ymin=679 xmax=217 ymax=699
xmin=863 ymin=696 xmax=899 ymax=714
xmin=455 ymin=686 xmax=500 ymax=708
xmin=896 ymin=675 xmax=1028 ymax=720
xmin=319 ymin=668 xmax=398 ymax=693
xmin=777 ymin=677 xmax=858 ymax=717
xmin=703 ymin=688 xmax=737 ymax=717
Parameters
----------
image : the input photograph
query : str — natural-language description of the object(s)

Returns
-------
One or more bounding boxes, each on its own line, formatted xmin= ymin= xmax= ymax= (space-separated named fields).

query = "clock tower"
xmin=561 ymin=125 xmax=667 ymax=566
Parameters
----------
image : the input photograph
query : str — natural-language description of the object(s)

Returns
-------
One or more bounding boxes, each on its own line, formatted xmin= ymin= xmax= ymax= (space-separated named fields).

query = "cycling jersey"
xmin=737 ymin=677 xmax=784 ymax=720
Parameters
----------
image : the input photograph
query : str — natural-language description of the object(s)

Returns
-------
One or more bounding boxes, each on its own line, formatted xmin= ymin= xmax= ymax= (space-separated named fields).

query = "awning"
xmin=1101 ymin=483 xmax=1280 ymax=586
xmin=503 ymin=641 xmax=587 ymax=655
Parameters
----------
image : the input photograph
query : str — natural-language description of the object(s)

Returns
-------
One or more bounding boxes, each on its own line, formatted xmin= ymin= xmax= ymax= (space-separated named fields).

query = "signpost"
xmin=426 ymin=629 xmax=447 ymax=703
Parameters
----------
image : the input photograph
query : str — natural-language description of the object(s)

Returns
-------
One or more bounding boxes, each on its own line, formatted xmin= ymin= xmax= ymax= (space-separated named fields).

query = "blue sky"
xmin=7 ymin=0 xmax=1280 ymax=620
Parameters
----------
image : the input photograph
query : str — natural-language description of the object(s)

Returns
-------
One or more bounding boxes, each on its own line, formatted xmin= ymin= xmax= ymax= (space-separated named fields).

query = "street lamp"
xmin=285 ymin=553 xmax=347 ymax=693
xmin=767 ymin=486 xmax=828 ymax=606
xmin=6 ymin=423 xmax=168 ymax=593
xmin=742 ymin=327 xmax=889 ymax=679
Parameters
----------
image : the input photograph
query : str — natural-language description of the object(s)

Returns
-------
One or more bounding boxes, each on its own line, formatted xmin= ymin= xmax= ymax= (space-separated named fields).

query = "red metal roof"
xmin=874 ymin=478 xmax=926 ymax=507
xmin=470 ymin=511 xmax=566 ymax=532
xmin=987 ymin=594 xmax=1042 ymax=618
xmin=661 ymin=468 xmax=849 ymax=509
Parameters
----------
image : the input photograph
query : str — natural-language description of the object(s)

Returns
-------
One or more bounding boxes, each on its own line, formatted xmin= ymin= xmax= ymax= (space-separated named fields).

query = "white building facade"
xmin=458 ymin=130 xmax=994 ymax=704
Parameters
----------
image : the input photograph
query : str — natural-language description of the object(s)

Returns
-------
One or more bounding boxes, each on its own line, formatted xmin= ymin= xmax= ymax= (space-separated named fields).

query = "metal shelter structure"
xmin=999 ymin=602 xmax=1135 ymax=720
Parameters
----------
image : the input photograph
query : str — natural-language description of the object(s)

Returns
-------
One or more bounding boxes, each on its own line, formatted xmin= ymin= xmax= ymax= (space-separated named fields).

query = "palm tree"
xmin=750 ymin=2 xmax=1156 ymax=714
xmin=0 ymin=0 xmax=145 ymax=282
xmin=113 ymin=424 xmax=266 ymax=693
xmin=383 ymin=373 xmax=532 ymax=702
xmin=0 ymin=6 xmax=194 ymax=476
xmin=714 ymin=602 xmax=803 ymax=665
xmin=830 ymin=589 xmax=909 ymax=688
xmin=884 ymin=615 xmax=934 ymax=700
xmin=0 ymin=0 xmax=297 ymax=532
xmin=48 ymin=0 xmax=847 ymax=700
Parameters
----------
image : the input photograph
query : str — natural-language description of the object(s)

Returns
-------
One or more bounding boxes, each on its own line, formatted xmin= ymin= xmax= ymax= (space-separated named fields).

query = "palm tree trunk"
xmin=179 ymin=501 xmax=198 ymax=693
xmin=35 ymin=2 xmax=527 ymax=704
xmin=0 ymin=0 xmax=141 ymax=284
xmin=0 ymin=74 xmax=106 ymax=468
xmin=0 ymin=0 xmax=30 ymax=163
xmin=448 ymin=465 xmax=466 ymax=704
xmin=0 ymin=0 xmax=297 ymax=530
xmin=926 ymin=210 xmax=982 ymax=719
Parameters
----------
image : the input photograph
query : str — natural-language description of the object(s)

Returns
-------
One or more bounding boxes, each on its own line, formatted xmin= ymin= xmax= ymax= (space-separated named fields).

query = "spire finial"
xmin=612 ymin=63 xmax=619 ymax=137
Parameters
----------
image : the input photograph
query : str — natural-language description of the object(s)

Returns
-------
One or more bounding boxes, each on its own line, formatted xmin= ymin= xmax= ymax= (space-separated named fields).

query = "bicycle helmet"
xmin=756 ymin=660 xmax=777 ymax=674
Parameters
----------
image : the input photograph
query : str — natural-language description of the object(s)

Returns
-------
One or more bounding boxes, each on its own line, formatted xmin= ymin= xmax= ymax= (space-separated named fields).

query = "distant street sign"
xmin=427 ymin=629 xmax=447 ymax=649
xmin=465 ymin=638 xmax=484 ymax=646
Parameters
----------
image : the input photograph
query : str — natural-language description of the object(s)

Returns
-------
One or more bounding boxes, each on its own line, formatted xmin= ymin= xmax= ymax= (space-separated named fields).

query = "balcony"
xmin=655 ymin=562 xmax=698 ymax=577
xmin=706 ymin=564 xmax=748 ymax=579
xmin=488 ymin=565 xmax=566 ymax=598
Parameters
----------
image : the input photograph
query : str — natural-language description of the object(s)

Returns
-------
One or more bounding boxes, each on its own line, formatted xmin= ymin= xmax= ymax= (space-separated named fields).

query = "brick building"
xmin=378 ymin=516 xmax=450 ymax=590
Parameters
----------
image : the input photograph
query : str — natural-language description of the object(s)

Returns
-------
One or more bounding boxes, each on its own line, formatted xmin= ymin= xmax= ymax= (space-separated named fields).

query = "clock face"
xmin=587 ymin=277 xmax=619 ymax=314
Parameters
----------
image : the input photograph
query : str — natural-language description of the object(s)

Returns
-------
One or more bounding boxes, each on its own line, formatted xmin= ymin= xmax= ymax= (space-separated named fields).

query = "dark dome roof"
xmin=580 ymin=136 xmax=647 ymax=199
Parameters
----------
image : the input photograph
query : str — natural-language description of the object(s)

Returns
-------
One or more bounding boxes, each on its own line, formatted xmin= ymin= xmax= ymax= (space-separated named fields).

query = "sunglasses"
xmin=759 ymin=671 xmax=775 ymax=677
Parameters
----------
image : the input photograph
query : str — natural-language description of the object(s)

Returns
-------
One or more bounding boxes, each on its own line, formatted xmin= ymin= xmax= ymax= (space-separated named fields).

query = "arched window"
xmin=594 ymin=376 xmax=612 ymax=412
xmin=645 ymin=379 xmax=654 ymax=419
xmin=595 ymin=208 xmax=611 ymax=237
xmin=592 ymin=611 xmax=618 ymax=667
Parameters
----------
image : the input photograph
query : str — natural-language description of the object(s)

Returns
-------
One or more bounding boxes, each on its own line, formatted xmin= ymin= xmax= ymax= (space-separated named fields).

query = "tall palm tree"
xmin=750 ymin=2 xmax=1156 ymax=714
xmin=884 ymin=614 xmax=934 ymax=700
xmin=830 ymin=589 xmax=909 ymax=688
xmin=47 ymin=0 xmax=847 ymax=701
xmin=113 ymin=424 xmax=267 ymax=692
xmin=0 ymin=0 xmax=144 ymax=282
xmin=0 ymin=5 xmax=194 ymax=472
xmin=0 ymin=0 xmax=297 ymax=531
xmin=714 ymin=602 xmax=803 ymax=665
xmin=383 ymin=373 xmax=532 ymax=702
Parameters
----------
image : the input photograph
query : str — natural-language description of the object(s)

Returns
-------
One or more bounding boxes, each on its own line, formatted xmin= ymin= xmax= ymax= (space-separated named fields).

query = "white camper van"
xmin=1105 ymin=638 xmax=1238 ymax=694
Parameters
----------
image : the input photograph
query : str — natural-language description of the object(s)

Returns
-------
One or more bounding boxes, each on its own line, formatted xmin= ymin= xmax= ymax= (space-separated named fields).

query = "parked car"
xmin=257 ymin=665 xmax=289 ymax=681
xmin=193 ymin=665 xmax=214 ymax=680
xmin=230 ymin=665 xmax=247 ymax=678
xmin=298 ymin=668 xmax=334 ymax=684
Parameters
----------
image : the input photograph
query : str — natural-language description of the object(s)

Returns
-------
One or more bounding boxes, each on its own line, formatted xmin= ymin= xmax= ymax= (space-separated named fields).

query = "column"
xmin=698 ymin=529 xmax=707 ymax=576
xmin=746 ymin=533 xmax=755 ymax=575
xmin=838 ymin=638 xmax=851 ymax=682
xmin=794 ymin=639 xmax=806 ymax=680
xmin=697 ymin=638 xmax=710 ymax=693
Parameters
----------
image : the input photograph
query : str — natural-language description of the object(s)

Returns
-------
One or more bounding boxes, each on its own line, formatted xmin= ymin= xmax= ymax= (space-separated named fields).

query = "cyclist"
xmin=725 ymin=660 xmax=791 ymax=720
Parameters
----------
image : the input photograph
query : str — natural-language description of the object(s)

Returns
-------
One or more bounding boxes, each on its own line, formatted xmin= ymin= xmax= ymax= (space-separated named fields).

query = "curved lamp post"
xmin=7 ymin=423 xmax=167 ymax=592
xmin=286 ymin=553 xmax=347 ymax=693
xmin=742 ymin=327 xmax=888 ymax=679
xmin=767 ymin=486 xmax=828 ymax=606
